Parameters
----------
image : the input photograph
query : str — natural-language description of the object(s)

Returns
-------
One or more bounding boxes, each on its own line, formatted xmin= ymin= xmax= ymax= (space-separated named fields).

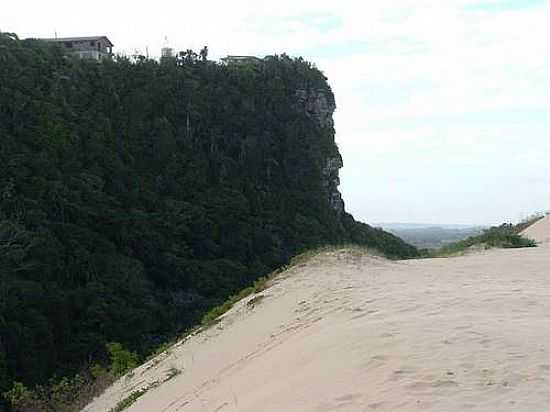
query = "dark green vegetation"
xmin=435 ymin=223 xmax=536 ymax=256
xmin=200 ymin=276 xmax=270 ymax=327
xmin=1 ymin=343 xmax=135 ymax=411
xmin=0 ymin=32 xmax=418 ymax=408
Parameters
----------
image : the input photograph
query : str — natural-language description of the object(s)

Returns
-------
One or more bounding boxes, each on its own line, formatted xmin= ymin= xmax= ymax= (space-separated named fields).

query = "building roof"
xmin=41 ymin=36 xmax=114 ymax=47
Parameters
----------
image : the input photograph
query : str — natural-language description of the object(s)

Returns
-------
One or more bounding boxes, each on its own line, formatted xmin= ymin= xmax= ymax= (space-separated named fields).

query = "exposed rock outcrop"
xmin=322 ymin=154 xmax=344 ymax=215
xmin=296 ymin=88 xmax=344 ymax=215
xmin=295 ymin=88 xmax=335 ymax=129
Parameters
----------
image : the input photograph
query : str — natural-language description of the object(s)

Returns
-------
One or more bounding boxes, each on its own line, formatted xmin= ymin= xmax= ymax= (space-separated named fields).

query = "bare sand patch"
xmin=84 ymin=245 xmax=550 ymax=412
xmin=521 ymin=215 xmax=550 ymax=244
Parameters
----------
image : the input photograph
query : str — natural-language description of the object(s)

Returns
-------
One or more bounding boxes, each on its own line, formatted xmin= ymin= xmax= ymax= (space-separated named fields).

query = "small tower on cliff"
xmin=161 ymin=36 xmax=174 ymax=59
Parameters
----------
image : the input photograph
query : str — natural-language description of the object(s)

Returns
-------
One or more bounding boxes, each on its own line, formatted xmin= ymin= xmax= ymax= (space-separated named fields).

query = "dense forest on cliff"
xmin=0 ymin=32 xmax=417 ymax=402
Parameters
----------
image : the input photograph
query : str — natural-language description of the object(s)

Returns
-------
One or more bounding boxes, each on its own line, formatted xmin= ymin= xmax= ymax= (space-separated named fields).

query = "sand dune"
xmin=520 ymin=215 xmax=550 ymax=244
xmin=84 ymin=243 xmax=550 ymax=412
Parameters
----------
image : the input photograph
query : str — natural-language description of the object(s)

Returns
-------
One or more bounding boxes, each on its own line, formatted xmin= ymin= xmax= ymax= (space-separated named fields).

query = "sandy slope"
xmin=520 ymin=215 xmax=550 ymax=244
xmin=84 ymin=244 xmax=550 ymax=412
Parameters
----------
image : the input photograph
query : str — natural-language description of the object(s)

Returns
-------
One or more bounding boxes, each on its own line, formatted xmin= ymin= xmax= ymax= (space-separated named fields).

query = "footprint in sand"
xmin=391 ymin=368 xmax=416 ymax=381
xmin=432 ymin=379 xmax=458 ymax=388
xmin=351 ymin=312 xmax=369 ymax=320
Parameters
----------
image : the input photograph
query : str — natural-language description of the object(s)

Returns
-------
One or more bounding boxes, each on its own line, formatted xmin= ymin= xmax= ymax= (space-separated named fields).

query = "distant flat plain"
xmin=377 ymin=223 xmax=484 ymax=249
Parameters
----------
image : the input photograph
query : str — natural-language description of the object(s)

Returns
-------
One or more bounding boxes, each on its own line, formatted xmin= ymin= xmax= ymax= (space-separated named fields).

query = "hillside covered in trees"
xmin=0 ymin=32 xmax=417 ymax=404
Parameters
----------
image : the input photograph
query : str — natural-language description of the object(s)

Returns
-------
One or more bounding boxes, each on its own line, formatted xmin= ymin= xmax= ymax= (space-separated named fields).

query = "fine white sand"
xmin=84 ymin=243 xmax=550 ymax=412
xmin=520 ymin=215 xmax=550 ymax=244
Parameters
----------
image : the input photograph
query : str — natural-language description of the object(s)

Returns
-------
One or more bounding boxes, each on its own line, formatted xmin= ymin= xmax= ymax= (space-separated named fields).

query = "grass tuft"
xmin=200 ymin=276 xmax=271 ymax=327
xmin=164 ymin=367 xmax=181 ymax=382
xmin=108 ymin=388 xmax=147 ymax=412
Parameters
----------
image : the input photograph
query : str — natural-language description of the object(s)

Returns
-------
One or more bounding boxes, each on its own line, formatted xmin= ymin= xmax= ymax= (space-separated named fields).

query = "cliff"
xmin=295 ymin=87 xmax=344 ymax=215
xmin=0 ymin=32 xmax=417 ymax=403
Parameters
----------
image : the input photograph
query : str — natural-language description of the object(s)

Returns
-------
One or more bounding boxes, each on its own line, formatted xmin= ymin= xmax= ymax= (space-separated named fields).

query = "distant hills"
xmin=377 ymin=223 xmax=485 ymax=249
xmin=377 ymin=223 xmax=485 ymax=231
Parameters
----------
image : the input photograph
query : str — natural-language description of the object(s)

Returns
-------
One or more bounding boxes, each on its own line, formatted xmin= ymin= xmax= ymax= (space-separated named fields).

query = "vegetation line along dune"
xmin=0 ymin=32 xmax=417 ymax=410
xmin=432 ymin=220 xmax=537 ymax=257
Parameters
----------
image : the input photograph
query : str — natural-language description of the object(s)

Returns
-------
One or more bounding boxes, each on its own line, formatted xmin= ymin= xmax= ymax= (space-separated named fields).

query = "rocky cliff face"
xmin=296 ymin=87 xmax=345 ymax=216
xmin=296 ymin=88 xmax=335 ymax=129
xmin=322 ymin=154 xmax=345 ymax=215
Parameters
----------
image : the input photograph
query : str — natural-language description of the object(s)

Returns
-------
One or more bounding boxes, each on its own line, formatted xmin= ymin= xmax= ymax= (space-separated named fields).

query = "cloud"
xmin=464 ymin=0 xmax=547 ymax=12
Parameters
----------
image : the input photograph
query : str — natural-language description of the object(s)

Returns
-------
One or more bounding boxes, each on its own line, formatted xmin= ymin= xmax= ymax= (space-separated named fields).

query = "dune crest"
xmin=520 ymin=215 xmax=550 ymax=244
xmin=84 ymin=241 xmax=550 ymax=412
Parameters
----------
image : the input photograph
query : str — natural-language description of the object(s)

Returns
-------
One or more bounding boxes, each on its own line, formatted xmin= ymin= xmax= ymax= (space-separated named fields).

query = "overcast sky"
xmin=3 ymin=0 xmax=550 ymax=225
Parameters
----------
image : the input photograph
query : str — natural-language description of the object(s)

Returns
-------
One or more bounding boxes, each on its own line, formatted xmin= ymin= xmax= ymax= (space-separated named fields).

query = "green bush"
xmin=2 ymin=381 xmax=32 ymax=407
xmin=90 ymin=364 xmax=108 ymax=380
xmin=107 ymin=343 xmax=139 ymax=376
